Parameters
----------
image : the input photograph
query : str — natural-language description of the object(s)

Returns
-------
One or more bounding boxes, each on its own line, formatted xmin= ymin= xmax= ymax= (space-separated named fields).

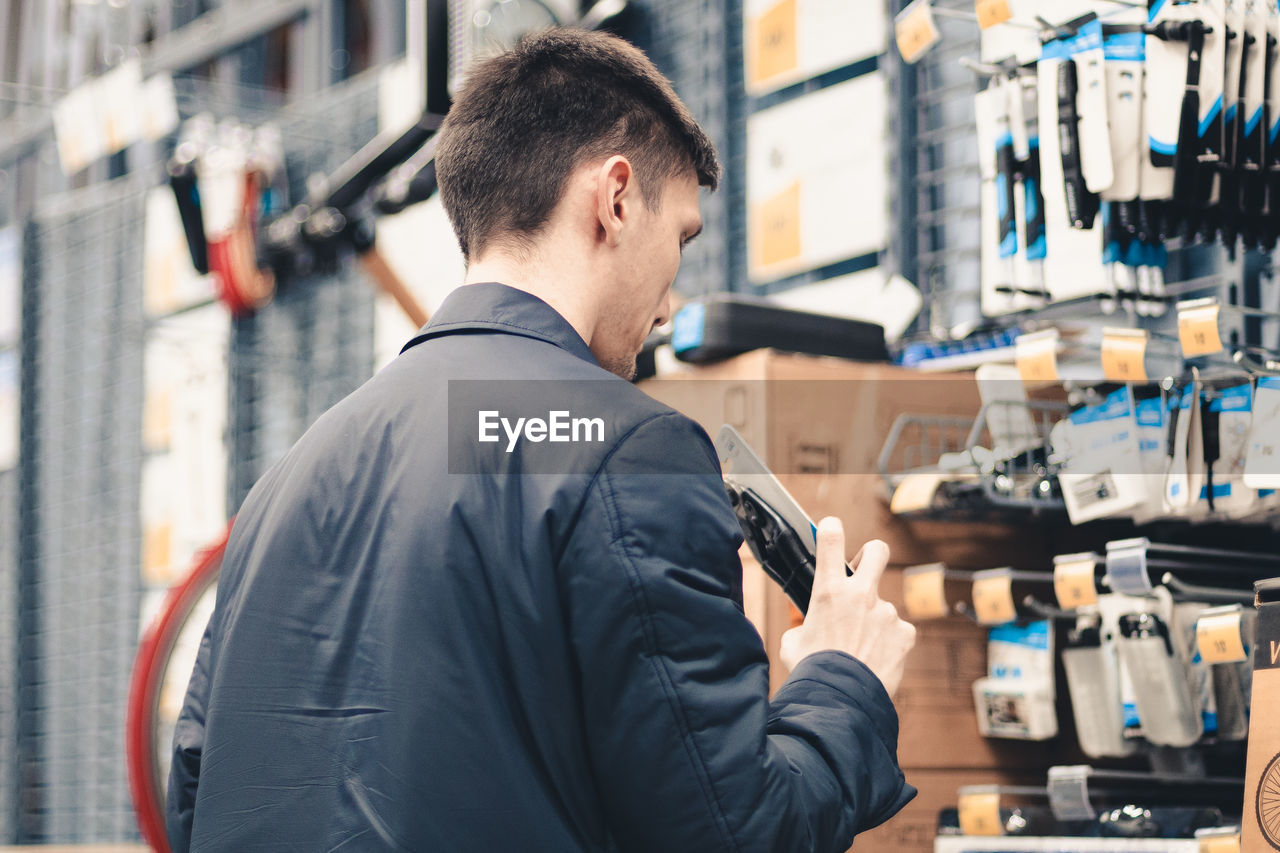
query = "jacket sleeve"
xmin=558 ymin=412 xmax=916 ymax=853
xmin=165 ymin=620 xmax=213 ymax=853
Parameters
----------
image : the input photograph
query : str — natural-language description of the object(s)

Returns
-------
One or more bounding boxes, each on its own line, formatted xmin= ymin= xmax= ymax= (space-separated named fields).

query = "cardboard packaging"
xmin=1242 ymin=589 xmax=1280 ymax=850
xmin=639 ymin=350 xmax=1050 ymax=569
xmin=645 ymin=352 xmax=1076 ymax=770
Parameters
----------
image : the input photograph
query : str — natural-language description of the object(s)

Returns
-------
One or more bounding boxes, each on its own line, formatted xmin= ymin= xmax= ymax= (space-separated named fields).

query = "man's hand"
xmin=779 ymin=517 xmax=916 ymax=698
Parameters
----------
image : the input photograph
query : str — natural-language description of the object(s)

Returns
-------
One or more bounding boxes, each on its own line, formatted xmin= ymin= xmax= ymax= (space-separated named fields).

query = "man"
xmin=168 ymin=28 xmax=917 ymax=852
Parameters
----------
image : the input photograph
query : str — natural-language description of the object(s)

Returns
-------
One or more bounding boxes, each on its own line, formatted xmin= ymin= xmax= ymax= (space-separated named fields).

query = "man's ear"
xmin=595 ymin=155 xmax=635 ymax=248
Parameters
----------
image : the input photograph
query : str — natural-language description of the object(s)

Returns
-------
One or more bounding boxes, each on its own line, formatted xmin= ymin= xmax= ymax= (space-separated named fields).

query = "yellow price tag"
xmin=1053 ymin=555 xmax=1098 ymax=609
xmin=1196 ymin=610 xmax=1248 ymax=664
xmin=1178 ymin=300 xmax=1223 ymax=357
xmin=958 ymin=789 xmax=1004 ymax=836
xmin=1101 ymin=327 xmax=1148 ymax=382
xmin=895 ymin=0 xmax=942 ymax=64
xmin=1015 ymin=329 xmax=1060 ymax=384
xmin=1200 ymin=833 xmax=1241 ymax=853
xmin=748 ymin=0 xmax=799 ymax=88
xmin=975 ymin=0 xmax=1014 ymax=28
xmin=890 ymin=472 xmax=943 ymax=515
xmin=753 ymin=181 xmax=802 ymax=269
xmin=972 ymin=570 xmax=1016 ymax=625
xmin=142 ymin=521 xmax=173 ymax=586
xmin=142 ymin=387 xmax=172 ymax=451
xmin=903 ymin=564 xmax=949 ymax=620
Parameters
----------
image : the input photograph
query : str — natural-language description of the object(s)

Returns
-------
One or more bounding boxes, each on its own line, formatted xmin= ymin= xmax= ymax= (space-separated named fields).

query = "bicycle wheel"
xmin=126 ymin=520 xmax=231 ymax=852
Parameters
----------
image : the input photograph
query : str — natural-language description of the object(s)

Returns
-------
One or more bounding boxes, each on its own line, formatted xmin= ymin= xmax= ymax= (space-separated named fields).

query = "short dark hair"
xmin=435 ymin=28 xmax=721 ymax=262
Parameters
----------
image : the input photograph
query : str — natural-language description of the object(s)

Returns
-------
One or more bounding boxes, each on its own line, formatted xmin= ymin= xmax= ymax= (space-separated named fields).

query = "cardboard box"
xmin=1243 ymin=596 xmax=1280 ymax=850
xmin=639 ymin=350 xmax=1052 ymax=569
xmin=643 ymin=352 xmax=1089 ymax=772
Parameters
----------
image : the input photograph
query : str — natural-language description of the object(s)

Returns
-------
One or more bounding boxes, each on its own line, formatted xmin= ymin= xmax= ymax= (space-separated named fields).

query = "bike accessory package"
xmin=1051 ymin=386 xmax=1150 ymax=524
xmin=1101 ymin=23 xmax=1149 ymax=202
xmin=1037 ymin=34 xmax=1107 ymax=301
xmin=1117 ymin=608 xmax=1203 ymax=747
xmin=1062 ymin=612 xmax=1140 ymax=758
xmin=1244 ymin=376 xmax=1280 ymax=488
xmin=1143 ymin=0 xmax=1200 ymax=201
xmin=973 ymin=620 xmax=1059 ymax=741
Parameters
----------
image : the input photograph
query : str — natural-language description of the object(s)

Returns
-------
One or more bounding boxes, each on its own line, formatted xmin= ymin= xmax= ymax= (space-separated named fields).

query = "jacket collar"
xmin=400 ymin=282 xmax=598 ymax=366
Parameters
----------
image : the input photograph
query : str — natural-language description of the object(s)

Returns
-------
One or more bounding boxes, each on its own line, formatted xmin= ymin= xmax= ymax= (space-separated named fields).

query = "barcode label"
xmin=1071 ymin=471 xmax=1117 ymax=509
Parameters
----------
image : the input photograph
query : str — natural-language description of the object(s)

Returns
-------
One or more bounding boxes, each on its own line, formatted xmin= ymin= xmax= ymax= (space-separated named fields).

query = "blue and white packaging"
xmin=1132 ymin=391 xmax=1171 ymax=523
xmin=1199 ymin=383 xmax=1257 ymax=519
xmin=1245 ymin=377 xmax=1280 ymax=489
xmin=1055 ymin=386 xmax=1148 ymax=524
xmin=1163 ymin=376 xmax=1205 ymax=517
xmin=972 ymin=620 xmax=1058 ymax=741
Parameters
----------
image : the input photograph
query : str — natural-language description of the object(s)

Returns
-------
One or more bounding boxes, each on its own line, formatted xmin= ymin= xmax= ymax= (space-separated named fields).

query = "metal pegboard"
xmin=18 ymin=173 xmax=150 ymax=843
xmin=0 ymin=467 xmax=17 ymax=843
xmin=226 ymin=73 xmax=379 ymax=511
xmin=634 ymin=0 xmax=745 ymax=298
xmin=905 ymin=0 xmax=983 ymax=335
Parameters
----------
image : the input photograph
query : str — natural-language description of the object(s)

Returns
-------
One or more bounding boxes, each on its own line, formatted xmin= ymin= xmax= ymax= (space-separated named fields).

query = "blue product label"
xmin=1124 ymin=702 xmax=1141 ymax=728
xmin=671 ymin=303 xmax=706 ymax=353
xmin=1260 ymin=376 xmax=1280 ymax=391
xmin=1209 ymin=383 xmax=1252 ymax=413
xmin=1041 ymin=19 xmax=1103 ymax=60
xmin=989 ymin=620 xmax=1051 ymax=650
xmin=1069 ymin=386 xmax=1133 ymax=425
xmin=1198 ymin=482 xmax=1233 ymax=500
xmin=1104 ymin=30 xmax=1145 ymax=62
xmin=1204 ymin=710 xmax=1218 ymax=734
xmin=1135 ymin=397 xmax=1165 ymax=427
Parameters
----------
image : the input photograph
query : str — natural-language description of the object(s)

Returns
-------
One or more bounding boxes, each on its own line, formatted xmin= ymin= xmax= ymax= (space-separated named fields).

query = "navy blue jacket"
xmin=167 ymin=283 xmax=915 ymax=852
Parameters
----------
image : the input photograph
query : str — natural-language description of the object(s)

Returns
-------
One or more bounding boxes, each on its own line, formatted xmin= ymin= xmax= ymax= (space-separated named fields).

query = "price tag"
xmin=748 ymin=0 xmax=799 ymax=89
xmin=890 ymin=472 xmax=943 ymax=515
xmin=1015 ymin=329 xmax=1059 ymax=384
xmin=895 ymin=0 xmax=942 ymax=64
xmin=1196 ymin=608 xmax=1248 ymax=664
xmin=142 ymin=521 xmax=173 ymax=586
xmin=972 ymin=569 xmax=1016 ymax=625
xmin=975 ymin=0 xmax=1014 ymax=29
xmin=1178 ymin=299 xmax=1224 ymax=357
xmin=1101 ymin=327 xmax=1148 ymax=382
xmin=142 ymin=387 xmax=172 ymax=451
xmin=958 ymin=787 xmax=1003 ymax=836
xmin=903 ymin=563 xmax=949 ymax=620
xmin=1053 ymin=553 xmax=1098 ymax=609
xmin=1198 ymin=832 xmax=1241 ymax=853
xmin=753 ymin=181 xmax=802 ymax=269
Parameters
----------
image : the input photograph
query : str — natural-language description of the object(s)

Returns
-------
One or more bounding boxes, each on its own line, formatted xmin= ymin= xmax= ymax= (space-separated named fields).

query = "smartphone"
xmin=715 ymin=424 xmax=846 ymax=614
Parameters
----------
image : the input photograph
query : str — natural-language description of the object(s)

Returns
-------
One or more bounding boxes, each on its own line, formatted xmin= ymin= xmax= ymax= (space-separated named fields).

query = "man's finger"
xmin=810 ymin=516 xmax=847 ymax=600
xmin=848 ymin=539 xmax=890 ymax=596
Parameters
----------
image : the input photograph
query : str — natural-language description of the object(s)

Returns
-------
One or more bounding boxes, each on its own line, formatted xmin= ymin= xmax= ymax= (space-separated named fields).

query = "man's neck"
xmin=463 ymin=253 xmax=599 ymax=348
